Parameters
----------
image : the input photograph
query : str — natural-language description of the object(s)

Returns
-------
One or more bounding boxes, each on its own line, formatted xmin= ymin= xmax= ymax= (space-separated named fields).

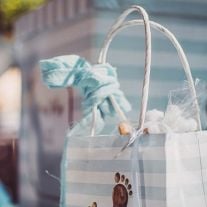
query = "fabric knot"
xmin=39 ymin=55 xmax=131 ymax=135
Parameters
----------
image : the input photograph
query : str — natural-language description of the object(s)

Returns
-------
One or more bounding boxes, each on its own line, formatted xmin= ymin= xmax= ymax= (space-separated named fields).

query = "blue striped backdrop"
xmin=87 ymin=11 xmax=207 ymax=128
xmin=17 ymin=1 xmax=207 ymax=206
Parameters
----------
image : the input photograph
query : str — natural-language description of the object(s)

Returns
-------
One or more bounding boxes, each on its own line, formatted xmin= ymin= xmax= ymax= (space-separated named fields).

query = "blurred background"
xmin=0 ymin=0 xmax=207 ymax=206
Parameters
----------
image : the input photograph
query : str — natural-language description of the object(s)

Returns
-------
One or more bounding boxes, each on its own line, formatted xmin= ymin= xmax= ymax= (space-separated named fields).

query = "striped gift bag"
xmin=62 ymin=132 xmax=207 ymax=207
xmin=39 ymin=5 xmax=207 ymax=207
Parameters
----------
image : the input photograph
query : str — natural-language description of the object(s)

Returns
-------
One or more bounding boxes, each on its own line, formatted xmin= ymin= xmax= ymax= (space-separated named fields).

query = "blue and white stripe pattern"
xmin=63 ymin=131 xmax=207 ymax=207
xmin=91 ymin=12 xmax=207 ymax=127
xmin=134 ymin=131 xmax=207 ymax=207
xmin=63 ymin=134 xmax=135 ymax=207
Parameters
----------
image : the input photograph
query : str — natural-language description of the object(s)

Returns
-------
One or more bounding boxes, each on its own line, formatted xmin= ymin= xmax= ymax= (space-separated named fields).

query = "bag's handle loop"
xmin=98 ymin=19 xmax=202 ymax=130
xmin=91 ymin=5 xmax=152 ymax=135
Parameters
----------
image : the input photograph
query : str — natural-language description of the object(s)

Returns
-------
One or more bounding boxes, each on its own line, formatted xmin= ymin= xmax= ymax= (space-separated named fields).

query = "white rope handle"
xmin=98 ymin=19 xmax=202 ymax=130
xmin=90 ymin=5 xmax=152 ymax=136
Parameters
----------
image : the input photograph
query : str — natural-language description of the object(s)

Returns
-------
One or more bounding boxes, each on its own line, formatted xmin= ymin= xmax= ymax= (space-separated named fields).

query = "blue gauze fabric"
xmin=39 ymin=55 xmax=131 ymax=206
xmin=39 ymin=55 xmax=131 ymax=136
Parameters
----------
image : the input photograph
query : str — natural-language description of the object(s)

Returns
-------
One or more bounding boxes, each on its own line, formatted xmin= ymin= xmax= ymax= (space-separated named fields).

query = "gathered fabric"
xmin=39 ymin=55 xmax=131 ymax=136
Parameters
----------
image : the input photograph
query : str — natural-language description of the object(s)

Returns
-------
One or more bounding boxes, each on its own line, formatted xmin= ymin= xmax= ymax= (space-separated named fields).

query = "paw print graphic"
xmin=112 ymin=172 xmax=133 ymax=207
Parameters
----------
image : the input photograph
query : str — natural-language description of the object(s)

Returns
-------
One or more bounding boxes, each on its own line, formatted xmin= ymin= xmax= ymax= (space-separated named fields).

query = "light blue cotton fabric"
xmin=39 ymin=55 xmax=131 ymax=136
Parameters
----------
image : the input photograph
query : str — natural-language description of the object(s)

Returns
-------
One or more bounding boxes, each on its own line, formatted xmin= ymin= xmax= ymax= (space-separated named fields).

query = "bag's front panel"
xmin=137 ymin=131 xmax=207 ymax=207
xmin=64 ymin=135 xmax=135 ymax=207
xmin=135 ymin=135 xmax=167 ymax=207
